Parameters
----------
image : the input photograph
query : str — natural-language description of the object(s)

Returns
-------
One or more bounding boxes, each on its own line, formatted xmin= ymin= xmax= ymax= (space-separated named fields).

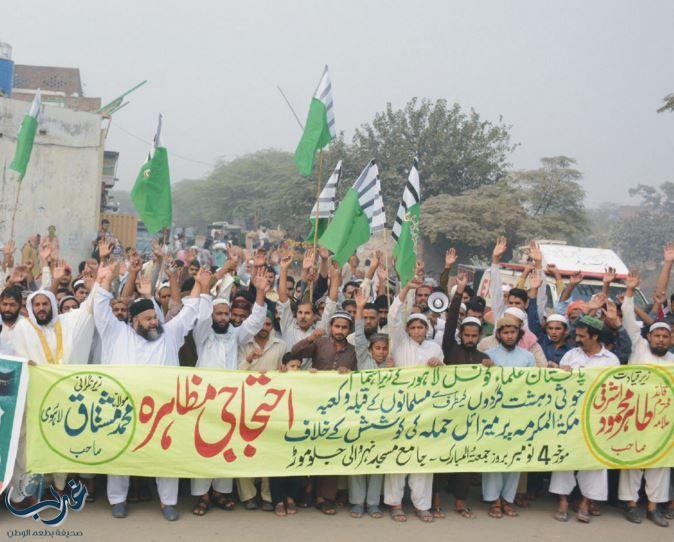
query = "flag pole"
xmin=9 ymin=181 xmax=24 ymax=243
xmin=381 ymin=226 xmax=393 ymax=353
xmin=309 ymin=149 xmax=325 ymax=300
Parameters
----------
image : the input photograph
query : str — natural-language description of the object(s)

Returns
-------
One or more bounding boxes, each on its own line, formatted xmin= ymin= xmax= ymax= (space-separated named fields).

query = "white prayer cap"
xmin=213 ymin=242 xmax=228 ymax=250
xmin=213 ymin=299 xmax=230 ymax=306
xmin=158 ymin=282 xmax=170 ymax=291
xmin=501 ymin=285 xmax=511 ymax=293
xmin=460 ymin=316 xmax=482 ymax=328
xmin=546 ymin=314 xmax=569 ymax=327
xmin=406 ymin=313 xmax=429 ymax=327
xmin=460 ymin=303 xmax=467 ymax=313
xmin=73 ymin=279 xmax=85 ymax=288
xmin=504 ymin=306 xmax=527 ymax=323
xmin=649 ymin=322 xmax=672 ymax=333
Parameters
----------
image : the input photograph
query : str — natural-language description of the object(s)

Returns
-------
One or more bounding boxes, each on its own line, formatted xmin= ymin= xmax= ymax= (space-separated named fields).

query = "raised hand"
xmin=329 ymin=260 xmax=342 ymax=288
xmin=456 ymin=271 xmax=469 ymax=290
xmin=522 ymin=263 xmax=534 ymax=277
xmin=529 ymin=270 xmax=543 ymax=290
xmin=302 ymin=248 xmax=315 ymax=271
xmin=252 ymin=268 xmax=270 ymax=294
xmin=587 ymin=292 xmax=607 ymax=311
xmin=445 ymin=248 xmax=457 ymax=268
xmin=653 ymin=291 xmax=667 ymax=306
xmin=52 ymin=260 xmax=67 ymax=284
xmin=129 ymin=254 xmax=143 ymax=274
xmin=602 ymin=267 xmax=616 ymax=285
xmin=354 ymin=288 xmax=367 ymax=310
xmin=309 ymin=327 xmax=325 ymax=342
xmin=528 ymin=240 xmax=542 ymax=264
xmin=569 ymin=270 xmax=583 ymax=285
xmin=492 ymin=236 xmax=507 ymax=263
xmin=196 ymin=268 xmax=212 ymax=293
xmin=98 ymin=238 xmax=113 ymax=260
xmin=664 ymin=242 xmax=674 ymax=263
xmin=546 ymin=263 xmax=561 ymax=278
xmin=280 ymin=252 xmax=293 ymax=270
xmin=625 ymin=269 xmax=640 ymax=290
xmin=39 ymin=240 xmax=52 ymax=263
xmin=138 ymin=275 xmax=152 ymax=298
xmin=414 ymin=259 xmax=425 ymax=279
xmin=82 ymin=270 xmax=95 ymax=291
xmin=604 ymin=299 xmax=621 ymax=328
xmin=9 ymin=265 xmax=27 ymax=285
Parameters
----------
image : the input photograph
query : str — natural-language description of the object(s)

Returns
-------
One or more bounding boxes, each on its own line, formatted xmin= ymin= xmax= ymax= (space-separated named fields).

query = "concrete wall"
xmin=0 ymin=97 xmax=103 ymax=266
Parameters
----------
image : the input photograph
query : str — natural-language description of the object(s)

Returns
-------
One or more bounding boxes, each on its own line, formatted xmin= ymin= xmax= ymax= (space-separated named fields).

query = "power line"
xmin=110 ymin=122 xmax=216 ymax=168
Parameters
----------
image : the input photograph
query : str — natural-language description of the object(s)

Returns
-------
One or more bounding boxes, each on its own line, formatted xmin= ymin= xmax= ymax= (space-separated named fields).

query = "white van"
xmin=472 ymin=242 xmax=649 ymax=313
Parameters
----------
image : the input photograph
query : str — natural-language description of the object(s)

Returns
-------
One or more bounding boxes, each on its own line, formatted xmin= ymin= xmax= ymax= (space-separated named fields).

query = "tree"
xmin=172 ymin=150 xmax=315 ymax=239
xmin=611 ymin=182 xmax=674 ymax=265
xmin=421 ymin=181 xmax=534 ymax=261
xmin=509 ymin=156 xmax=589 ymax=242
xmin=324 ymin=98 xmax=516 ymax=220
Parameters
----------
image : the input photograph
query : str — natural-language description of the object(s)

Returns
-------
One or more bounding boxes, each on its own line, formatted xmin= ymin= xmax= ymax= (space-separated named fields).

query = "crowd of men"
xmin=0 ymin=222 xmax=673 ymax=526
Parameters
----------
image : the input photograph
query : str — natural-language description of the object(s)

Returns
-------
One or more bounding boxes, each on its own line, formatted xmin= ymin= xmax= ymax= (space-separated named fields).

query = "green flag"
xmin=9 ymin=91 xmax=41 ymax=182
xmin=392 ymin=159 xmax=421 ymax=286
xmin=131 ymin=114 xmax=172 ymax=234
xmin=294 ymin=66 xmax=336 ymax=176
xmin=319 ymin=161 xmax=386 ymax=266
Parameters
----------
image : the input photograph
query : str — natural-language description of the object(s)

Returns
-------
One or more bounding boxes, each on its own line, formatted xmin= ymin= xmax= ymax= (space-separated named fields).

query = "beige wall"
xmin=0 ymin=97 xmax=103 ymax=266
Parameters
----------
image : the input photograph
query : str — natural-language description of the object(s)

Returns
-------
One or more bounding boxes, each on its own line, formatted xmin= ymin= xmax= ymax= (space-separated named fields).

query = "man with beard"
xmin=374 ymin=294 xmax=390 ymax=333
xmin=347 ymin=300 xmax=379 ymax=345
xmin=9 ymin=276 xmax=96 ymax=506
xmin=618 ymin=270 xmax=672 ymax=527
xmin=0 ymin=286 xmax=23 ymax=345
xmin=277 ymin=254 xmax=338 ymax=364
xmin=550 ymin=315 xmax=619 ymax=523
xmin=94 ymin=262 xmax=206 ymax=522
xmin=440 ymin=272 xmax=492 ymax=520
xmin=481 ymin=316 xmax=535 ymax=519
xmin=384 ymin=278 xmax=444 ymax=523
xmin=290 ymin=307 xmax=356 ymax=515
xmin=189 ymin=268 xmax=269 ymax=515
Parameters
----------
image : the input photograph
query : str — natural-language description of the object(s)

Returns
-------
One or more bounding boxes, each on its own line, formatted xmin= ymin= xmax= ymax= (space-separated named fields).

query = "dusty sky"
xmin=3 ymin=0 xmax=673 ymax=206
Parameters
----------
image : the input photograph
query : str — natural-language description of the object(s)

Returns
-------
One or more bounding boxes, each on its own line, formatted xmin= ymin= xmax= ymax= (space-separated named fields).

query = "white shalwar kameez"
xmin=617 ymin=296 xmax=672 ymax=503
xmin=383 ymin=297 xmax=443 ymax=512
xmin=10 ymin=289 xmax=95 ymax=497
xmin=190 ymin=295 xmax=266 ymax=496
xmin=94 ymin=285 xmax=200 ymax=506
xmin=549 ymin=345 xmax=620 ymax=501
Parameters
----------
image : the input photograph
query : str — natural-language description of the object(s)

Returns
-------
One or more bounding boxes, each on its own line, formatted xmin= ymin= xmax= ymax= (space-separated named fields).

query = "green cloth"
xmin=393 ymin=201 xmax=420 ymax=286
xmin=130 ymin=147 xmax=172 ymax=234
xmin=294 ymin=97 xmax=333 ymax=176
xmin=319 ymin=188 xmax=370 ymax=266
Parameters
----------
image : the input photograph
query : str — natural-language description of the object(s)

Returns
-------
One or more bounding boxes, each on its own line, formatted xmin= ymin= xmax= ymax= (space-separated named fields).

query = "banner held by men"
xmin=27 ymin=364 xmax=674 ymax=478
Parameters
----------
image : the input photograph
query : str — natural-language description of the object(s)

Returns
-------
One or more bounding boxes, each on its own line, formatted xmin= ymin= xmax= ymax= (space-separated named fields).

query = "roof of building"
xmin=13 ymin=65 xmax=83 ymax=96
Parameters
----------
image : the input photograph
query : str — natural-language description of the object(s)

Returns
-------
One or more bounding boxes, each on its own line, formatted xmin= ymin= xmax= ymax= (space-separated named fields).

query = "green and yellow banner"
xmin=27 ymin=365 xmax=674 ymax=478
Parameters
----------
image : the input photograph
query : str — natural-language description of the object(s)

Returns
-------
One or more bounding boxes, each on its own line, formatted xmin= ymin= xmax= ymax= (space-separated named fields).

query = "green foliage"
xmin=421 ymin=157 xmax=589 ymax=259
xmin=509 ymin=156 xmax=589 ymax=242
xmin=324 ymin=98 xmax=516 ymax=219
xmin=612 ymin=182 xmax=674 ymax=265
xmin=172 ymin=149 xmax=314 ymax=239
